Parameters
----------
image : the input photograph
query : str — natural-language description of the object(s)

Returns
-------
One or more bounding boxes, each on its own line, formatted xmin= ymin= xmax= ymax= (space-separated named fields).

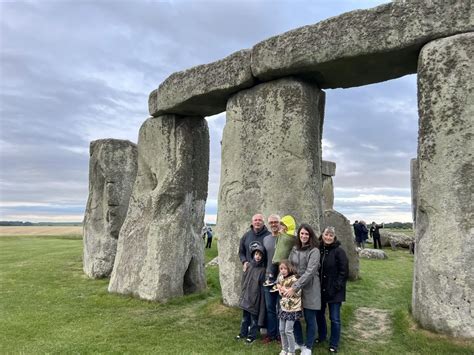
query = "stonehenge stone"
xmin=322 ymin=160 xmax=336 ymax=177
xmin=321 ymin=160 xmax=336 ymax=210
xmin=358 ymin=249 xmax=387 ymax=260
xmin=380 ymin=230 xmax=414 ymax=249
xmin=251 ymin=1 xmax=473 ymax=88
xmin=108 ymin=115 xmax=209 ymax=302
xmin=83 ymin=139 xmax=137 ymax=279
xmin=149 ymin=49 xmax=255 ymax=117
xmin=413 ymin=33 xmax=474 ymax=338
xmin=322 ymin=176 xmax=334 ymax=211
xmin=322 ymin=210 xmax=359 ymax=281
xmin=410 ymin=158 xmax=418 ymax=227
xmin=217 ymin=77 xmax=325 ymax=306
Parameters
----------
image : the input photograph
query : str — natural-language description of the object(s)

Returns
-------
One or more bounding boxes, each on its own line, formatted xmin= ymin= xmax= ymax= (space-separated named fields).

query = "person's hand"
xmin=243 ymin=261 xmax=249 ymax=272
xmin=284 ymin=287 xmax=295 ymax=297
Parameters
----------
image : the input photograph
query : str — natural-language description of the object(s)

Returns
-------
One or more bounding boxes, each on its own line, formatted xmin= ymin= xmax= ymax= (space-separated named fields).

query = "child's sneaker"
xmin=328 ymin=346 xmax=338 ymax=353
xmin=263 ymin=279 xmax=275 ymax=287
xmin=245 ymin=338 xmax=255 ymax=344
xmin=235 ymin=335 xmax=243 ymax=340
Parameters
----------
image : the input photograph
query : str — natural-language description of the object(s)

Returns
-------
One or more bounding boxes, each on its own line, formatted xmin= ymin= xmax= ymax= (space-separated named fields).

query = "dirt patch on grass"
xmin=349 ymin=307 xmax=392 ymax=342
xmin=0 ymin=226 xmax=82 ymax=236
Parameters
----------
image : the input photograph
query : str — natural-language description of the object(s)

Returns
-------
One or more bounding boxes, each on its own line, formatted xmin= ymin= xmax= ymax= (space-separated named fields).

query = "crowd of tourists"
xmin=235 ymin=213 xmax=349 ymax=354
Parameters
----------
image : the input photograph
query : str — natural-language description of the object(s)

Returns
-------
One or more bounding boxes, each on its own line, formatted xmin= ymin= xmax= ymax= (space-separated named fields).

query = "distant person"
xmin=236 ymin=242 xmax=266 ymax=344
xmin=287 ymin=223 xmax=321 ymax=355
xmin=358 ymin=221 xmax=369 ymax=249
xmin=239 ymin=214 xmax=270 ymax=272
xmin=316 ymin=226 xmax=348 ymax=353
xmin=353 ymin=220 xmax=361 ymax=247
xmin=205 ymin=227 xmax=213 ymax=249
xmin=262 ymin=214 xmax=282 ymax=344
xmin=369 ymin=222 xmax=384 ymax=249
xmin=201 ymin=224 xmax=208 ymax=240
xmin=275 ymin=260 xmax=302 ymax=355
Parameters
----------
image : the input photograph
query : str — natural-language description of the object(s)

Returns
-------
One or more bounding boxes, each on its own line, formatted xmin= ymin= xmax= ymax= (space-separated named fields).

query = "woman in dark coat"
xmin=316 ymin=226 xmax=349 ymax=353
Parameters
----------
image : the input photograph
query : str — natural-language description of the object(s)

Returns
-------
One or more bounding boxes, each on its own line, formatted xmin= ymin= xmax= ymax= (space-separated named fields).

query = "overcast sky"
xmin=0 ymin=0 xmax=417 ymax=224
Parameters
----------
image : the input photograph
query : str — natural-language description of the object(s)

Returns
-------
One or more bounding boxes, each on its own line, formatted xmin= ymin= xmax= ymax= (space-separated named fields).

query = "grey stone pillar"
xmin=83 ymin=139 xmax=137 ymax=278
xmin=108 ymin=115 xmax=209 ymax=302
xmin=217 ymin=77 xmax=325 ymax=306
xmin=322 ymin=210 xmax=359 ymax=280
xmin=413 ymin=33 xmax=474 ymax=338
xmin=322 ymin=160 xmax=336 ymax=211
xmin=410 ymin=158 xmax=418 ymax=228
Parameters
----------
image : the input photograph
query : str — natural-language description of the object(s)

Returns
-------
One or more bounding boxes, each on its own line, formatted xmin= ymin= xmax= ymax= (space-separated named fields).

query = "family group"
xmin=237 ymin=214 xmax=349 ymax=354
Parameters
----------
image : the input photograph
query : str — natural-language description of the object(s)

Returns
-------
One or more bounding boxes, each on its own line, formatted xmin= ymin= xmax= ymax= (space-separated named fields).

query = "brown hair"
xmin=295 ymin=223 xmax=319 ymax=250
xmin=279 ymin=259 xmax=297 ymax=276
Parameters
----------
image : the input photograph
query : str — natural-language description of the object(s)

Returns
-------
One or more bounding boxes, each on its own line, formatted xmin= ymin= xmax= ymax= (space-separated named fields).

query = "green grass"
xmin=0 ymin=235 xmax=472 ymax=354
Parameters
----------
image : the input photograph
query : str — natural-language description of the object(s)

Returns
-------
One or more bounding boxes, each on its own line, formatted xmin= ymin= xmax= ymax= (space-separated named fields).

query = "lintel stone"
xmin=322 ymin=160 xmax=336 ymax=176
xmin=251 ymin=0 xmax=473 ymax=88
xmin=149 ymin=49 xmax=255 ymax=117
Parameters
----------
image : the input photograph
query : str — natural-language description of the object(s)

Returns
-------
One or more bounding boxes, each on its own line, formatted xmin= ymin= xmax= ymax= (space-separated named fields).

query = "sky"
xmin=0 ymin=0 xmax=417 ymax=224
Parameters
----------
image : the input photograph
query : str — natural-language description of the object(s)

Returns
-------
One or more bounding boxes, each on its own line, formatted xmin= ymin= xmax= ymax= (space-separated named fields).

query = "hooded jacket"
xmin=319 ymin=239 xmax=349 ymax=303
xmin=239 ymin=225 xmax=270 ymax=265
xmin=239 ymin=243 xmax=266 ymax=325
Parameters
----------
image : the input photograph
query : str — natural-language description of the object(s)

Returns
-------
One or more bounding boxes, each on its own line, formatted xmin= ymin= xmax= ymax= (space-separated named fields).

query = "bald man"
xmin=239 ymin=213 xmax=270 ymax=272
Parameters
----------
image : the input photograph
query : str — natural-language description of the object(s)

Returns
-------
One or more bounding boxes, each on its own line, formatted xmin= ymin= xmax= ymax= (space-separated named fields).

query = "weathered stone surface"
xmin=410 ymin=158 xmax=419 ymax=227
xmin=83 ymin=139 xmax=137 ymax=279
xmin=358 ymin=249 xmax=388 ymax=260
xmin=322 ymin=210 xmax=359 ymax=281
xmin=322 ymin=176 xmax=334 ymax=211
xmin=322 ymin=160 xmax=336 ymax=177
xmin=149 ymin=49 xmax=255 ymax=117
xmin=217 ymin=77 xmax=325 ymax=306
xmin=108 ymin=115 xmax=209 ymax=302
xmin=413 ymin=33 xmax=474 ymax=338
xmin=380 ymin=230 xmax=414 ymax=249
xmin=251 ymin=1 xmax=473 ymax=88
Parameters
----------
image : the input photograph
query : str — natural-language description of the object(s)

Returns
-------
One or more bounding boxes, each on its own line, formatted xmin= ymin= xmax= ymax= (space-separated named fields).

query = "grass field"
xmin=0 ymin=234 xmax=472 ymax=354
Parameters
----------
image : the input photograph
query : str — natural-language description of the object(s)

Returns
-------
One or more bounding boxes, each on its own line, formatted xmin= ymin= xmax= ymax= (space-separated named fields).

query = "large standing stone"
xmin=108 ymin=115 xmax=209 ymax=302
xmin=413 ymin=33 xmax=474 ymax=338
xmin=251 ymin=1 xmax=473 ymax=88
xmin=410 ymin=158 xmax=418 ymax=227
xmin=217 ymin=77 xmax=325 ymax=306
xmin=149 ymin=50 xmax=255 ymax=117
xmin=322 ymin=210 xmax=359 ymax=281
xmin=83 ymin=139 xmax=137 ymax=279
xmin=322 ymin=160 xmax=336 ymax=211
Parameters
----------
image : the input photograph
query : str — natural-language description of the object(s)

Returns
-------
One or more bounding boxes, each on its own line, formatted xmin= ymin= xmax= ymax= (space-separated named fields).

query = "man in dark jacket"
xmin=237 ymin=242 xmax=266 ymax=344
xmin=239 ymin=214 xmax=270 ymax=272
xmin=369 ymin=222 xmax=384 ymax=249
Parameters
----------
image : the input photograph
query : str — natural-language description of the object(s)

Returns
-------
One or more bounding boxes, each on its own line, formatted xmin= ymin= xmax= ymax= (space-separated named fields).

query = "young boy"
xmin=236 ymin=241 xmax=266 ymax=344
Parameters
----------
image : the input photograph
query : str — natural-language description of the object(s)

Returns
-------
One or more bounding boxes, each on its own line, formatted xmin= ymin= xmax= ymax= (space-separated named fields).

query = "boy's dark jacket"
xmin=239 ymin=245 xmax=266 ymax=327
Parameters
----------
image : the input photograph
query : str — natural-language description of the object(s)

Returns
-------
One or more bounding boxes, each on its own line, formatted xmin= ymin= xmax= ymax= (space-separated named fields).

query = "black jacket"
xmin=239 ymin=247 xmax=266 ymax=325
xmin=239 ymin=225 xmax=270 ymax=265
xmin=319 ymin=240 xmax=349 ymax=303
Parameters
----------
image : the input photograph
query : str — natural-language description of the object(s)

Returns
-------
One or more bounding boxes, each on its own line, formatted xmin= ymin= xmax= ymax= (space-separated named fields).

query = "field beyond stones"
xmin=0 ymin=226 xmax=82 ymax=236
xmin=0 ymin=234 xmax=472 ymax=354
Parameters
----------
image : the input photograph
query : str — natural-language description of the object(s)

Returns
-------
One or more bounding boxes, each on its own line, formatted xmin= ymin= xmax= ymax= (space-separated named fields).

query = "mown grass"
xmin=0 ymin=235 xmax=472 ymax=354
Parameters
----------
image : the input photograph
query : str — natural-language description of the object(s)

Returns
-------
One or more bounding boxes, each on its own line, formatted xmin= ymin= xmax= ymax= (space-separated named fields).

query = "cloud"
xmin=1 ymin=0 xmax=417 ymax=223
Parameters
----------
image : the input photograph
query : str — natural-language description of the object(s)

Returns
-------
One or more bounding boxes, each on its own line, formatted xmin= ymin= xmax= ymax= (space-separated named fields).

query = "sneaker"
xmin=295 ymin=344 xmax=303 ymax=350
xmin=279 ymin=351 xmax=287 ymax=355
xmin=245 ymin=338 xmax=255 ymax=344
xmin=301 ymin=346 xmax=312 ymax=355
xmin=269 ymin=286 xmax=279 ymax=293
xmin=328 ymin=346 xmax=338 ymax=353
xmin=235 ymin=335 xmax=243 ymax=340
xmin=263 ymin=280 xmax=276 ymax=287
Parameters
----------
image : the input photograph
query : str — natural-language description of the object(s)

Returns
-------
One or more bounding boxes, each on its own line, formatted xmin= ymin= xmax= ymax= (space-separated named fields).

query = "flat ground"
xmin=0 ymin=226 xmax=82 ymax=236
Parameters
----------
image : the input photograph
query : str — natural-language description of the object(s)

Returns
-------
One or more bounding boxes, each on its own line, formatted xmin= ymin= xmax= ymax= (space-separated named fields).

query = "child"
xmin=276 ymin=259 xmax=302 ymax=355
xmin=236 ymin=241 xmax=266 ymax=344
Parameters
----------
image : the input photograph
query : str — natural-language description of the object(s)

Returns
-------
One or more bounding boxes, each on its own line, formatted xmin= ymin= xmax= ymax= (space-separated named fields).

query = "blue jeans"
xmin=316 ymin=302 xmax=341 ymax=349
xmin=240 ymin=310 xmax=258 ymax=340
xmin=263 ymin=286 xmax=279 ymax=339
xmin=294 ymin=308 xmax=317 ymax=348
